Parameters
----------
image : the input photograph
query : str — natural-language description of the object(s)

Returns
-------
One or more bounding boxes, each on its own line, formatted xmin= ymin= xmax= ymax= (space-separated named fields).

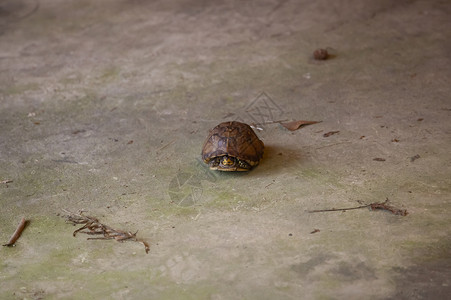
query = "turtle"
xmin=201 ymin=121 xmax=264 ymax=171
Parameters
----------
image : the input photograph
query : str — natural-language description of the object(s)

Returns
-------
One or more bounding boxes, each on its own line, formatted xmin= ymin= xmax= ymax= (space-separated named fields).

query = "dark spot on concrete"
xmin=291 ymin=253 xmax=335 ymax=274
xmin=331 ymin=261 xmax=377 ymax=281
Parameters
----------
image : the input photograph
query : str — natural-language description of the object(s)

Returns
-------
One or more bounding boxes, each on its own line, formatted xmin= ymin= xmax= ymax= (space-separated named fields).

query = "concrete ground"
xmin=1 ymin=0 xmax=450 ymax=299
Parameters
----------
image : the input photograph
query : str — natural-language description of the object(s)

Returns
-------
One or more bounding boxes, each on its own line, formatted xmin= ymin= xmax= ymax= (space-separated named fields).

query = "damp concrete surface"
xmin=1 ymin=0 xmax=450 ymax=299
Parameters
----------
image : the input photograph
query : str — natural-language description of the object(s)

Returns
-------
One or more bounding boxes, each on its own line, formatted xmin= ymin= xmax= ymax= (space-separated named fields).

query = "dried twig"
xmin=1 ymin=179 xmax=13 ymax=188
xmin=265 ymin=180 xmax=275 ymax=188
xmin=157 ymin=139 xmax=176 ymax=153
xmin=369 ymin=200 xmax=408 ymax=216
xmin=323 ymin=131 xmax=339 ymax=137
xmin=373 ymin=158 xmax=386 ymax=161
xmin=280 ymin=120 xmax=321 ymax=131
xmin=410 ymin=154 xmax=420 ymax=162
xmin=307 ymin=205 xmax=370 ymax=213
xmin=63 ymin=210 xmax=150 ymax=254
xmin=3 ymin=217 xmax=28 ymax=247
xmin=251 ymin=119 xmax=290 ymax=126
xmin=307 ymin=198 xmax=408 ymax=216
xmin=249 ymin=119 xmax=290 ymax=131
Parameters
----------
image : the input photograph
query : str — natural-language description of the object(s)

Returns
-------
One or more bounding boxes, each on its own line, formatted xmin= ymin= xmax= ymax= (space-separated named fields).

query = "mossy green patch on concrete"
xmin=145 ymin=283 xmax=217 ymax=300
xmin=99 ymin=66 xmax=120 ymax=82
xmin=145 ymin=197 xmax=200 ymax=219
xmin=59 ymin=73 xmax=83 ymax=85
xmin=205 ymin=190 xmax=249 ymax=210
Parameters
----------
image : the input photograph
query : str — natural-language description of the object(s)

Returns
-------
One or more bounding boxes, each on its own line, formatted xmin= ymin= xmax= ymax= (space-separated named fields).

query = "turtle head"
xmin=220 ymin=156 xmax=235 ymax=167
xmin=208 ymin=155 xmax=251 ymax=171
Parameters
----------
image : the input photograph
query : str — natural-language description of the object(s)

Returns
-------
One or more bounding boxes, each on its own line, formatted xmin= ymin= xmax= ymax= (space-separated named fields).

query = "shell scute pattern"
xmin=201 ymin=121 xmax=264 ymax=171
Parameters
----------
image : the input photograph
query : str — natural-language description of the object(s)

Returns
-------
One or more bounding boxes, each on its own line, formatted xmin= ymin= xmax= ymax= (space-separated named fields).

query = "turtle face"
xmin=208 ymin=156 xmax=251 ymax=171
xmin=220 ymin=156 xmax=235 ymax=168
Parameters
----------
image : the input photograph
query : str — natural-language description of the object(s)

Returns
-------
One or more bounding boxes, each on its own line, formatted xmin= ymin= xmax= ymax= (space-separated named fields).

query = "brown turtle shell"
xmin=201 ymin=121 xmax=264 ymax=168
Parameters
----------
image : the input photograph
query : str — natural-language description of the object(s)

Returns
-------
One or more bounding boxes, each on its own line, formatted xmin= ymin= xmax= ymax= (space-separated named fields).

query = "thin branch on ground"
xmin=1 ymin=179 xmax=13 ymax=187
xmin=62 ymin=209 xmax=150 ymax=253
xmin=307 ymin=198 xmax=408 ymax=216
xmin=3 ymin=217 xmax=28 ymax=247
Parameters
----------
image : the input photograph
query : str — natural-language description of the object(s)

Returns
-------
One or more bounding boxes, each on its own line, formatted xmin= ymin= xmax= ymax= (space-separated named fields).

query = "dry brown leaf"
xmin=323 ymin=131 xmax=340 ymax=137
xmin=281 ymin=120 xmax=321 ymax=131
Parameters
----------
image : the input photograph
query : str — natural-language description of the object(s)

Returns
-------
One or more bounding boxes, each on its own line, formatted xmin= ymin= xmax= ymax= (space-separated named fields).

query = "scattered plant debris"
xmin=157 ymin=139 xmax=176 ymax=153
xmin=280 ymin=120 xmax=321 ymax=131
xmin=307 ymin=198 xmax=408 ymax=216
xmin=251 ymin=119 xmax=289 ymax=126
xmin=313 ymin=48 xmax=329 ymax=60
xmin=3 ymin=217 xmax=28 ymax=247
xmin=410 ymin=154 xmax=420 ymax=162
xmin=369 ymin=200 xmax=408 ymax=216
xmin=265 ymin=180 xmax=275 ymax=188
xmin=308 ymin=205 xmax=369 ymax=213
xmin=323 ymin=131 xmax=339 ymax=137
xmin=63 ymin=210 xmax=150 ymax=254
xmin=72 ymin=129 xmax=86 ymax=135
xmin=127 ymin=140 xmax=134 ymax=145
xmin=310 ymin=229 xmax=320 ymax=234
xmin=417 ymin=118 xmax=423 ymax=121
xmin=391 ymin=138 xmax=399 ymax=142
xmin=249 ymin=119 xmax=290 ymax=130
xmin=1 ymin=179 xmax=13 ymax=187
xmin=373 ymin=158 xmax=386 ymax=161
xmin=15 ymin=287 xmax=45 ymax=300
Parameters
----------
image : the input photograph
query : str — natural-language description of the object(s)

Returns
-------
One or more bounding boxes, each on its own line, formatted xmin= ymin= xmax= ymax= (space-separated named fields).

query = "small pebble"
xmin=373 ymin=158 xmax=386 ymax=162
xmin=313 ymin=48 xmax=329 ymax=60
